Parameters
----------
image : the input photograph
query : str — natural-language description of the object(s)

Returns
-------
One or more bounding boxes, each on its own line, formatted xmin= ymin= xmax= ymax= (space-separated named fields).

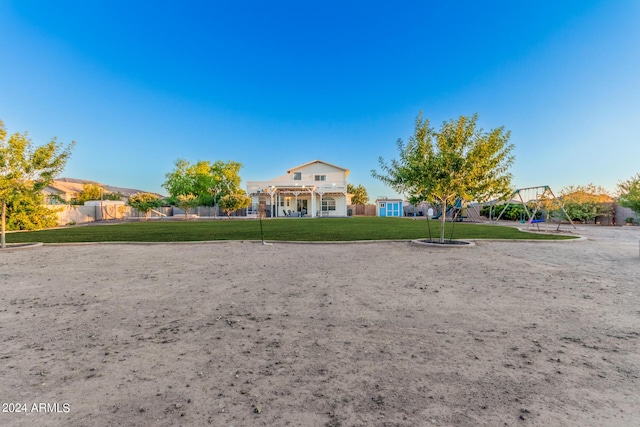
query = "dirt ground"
xmin=1 ymin=224 xmax=639 ymax=426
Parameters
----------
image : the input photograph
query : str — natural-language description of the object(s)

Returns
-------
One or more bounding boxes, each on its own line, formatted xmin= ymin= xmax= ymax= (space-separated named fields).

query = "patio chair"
xmin=282 ymin=209 xmax=289 ymax=217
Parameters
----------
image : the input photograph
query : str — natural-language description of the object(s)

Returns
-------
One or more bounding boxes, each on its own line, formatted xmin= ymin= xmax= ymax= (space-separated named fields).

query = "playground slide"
xmin=431 ymin=206 xmax=454 ymax=220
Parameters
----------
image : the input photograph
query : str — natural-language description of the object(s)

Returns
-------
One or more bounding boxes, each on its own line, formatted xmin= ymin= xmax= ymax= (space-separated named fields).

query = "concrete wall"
xmin=52 ymin=202 xmax=637 ymax=225
xmin=51 ymin=205 xmax=249 ymax=225
xmin=52 ymin=205 xmax=102 ymax=225
xmin=127 ymin=206 xmax=172 ymax=219
xmin=52 ymin=205 xmax=145 ymax=224
xmin=615 ymin=205 xmax=638 ymax=225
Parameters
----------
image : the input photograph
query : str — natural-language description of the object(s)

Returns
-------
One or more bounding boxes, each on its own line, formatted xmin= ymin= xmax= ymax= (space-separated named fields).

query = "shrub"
xmin=481 ymin=203 xmax=541 ymax=221
xmin=128 ymin=192 xmax=162 ymax=220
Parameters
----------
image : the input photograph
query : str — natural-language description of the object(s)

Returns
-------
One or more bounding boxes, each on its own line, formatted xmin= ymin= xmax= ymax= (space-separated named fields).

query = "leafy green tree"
xmin=558 ymin=184 xmax=612 ymax=223
xmin=0 ymin=120 xmax=74 ymax=248
xmin=103 ymin=192 xmax=124 ymax=201
xmin=163 ymin=159 xmax=195 ymax=200
xmin=347 ymin=183 xmax=370 ymax=205
xmin=73 ymin=183 xmax=103 ymax=204
xmin=218 ymin=194 xmax=252 ymax=219
xmin=209 ymin=160 xmax=243 ymax=215
xmin=175 ymin=194 xmax=199 ymax=220
xmin=163 ymin=159 xmax=245 ymax=217
xmin=128 ymin=192 xmax=162 ymax=220
xmin=6 ymin=190 xmax=60 ymax=230
xmin=618 ymin=173 xmax=640 ymax=219
xmin=372 ymin=113 xmax=514 ymax=242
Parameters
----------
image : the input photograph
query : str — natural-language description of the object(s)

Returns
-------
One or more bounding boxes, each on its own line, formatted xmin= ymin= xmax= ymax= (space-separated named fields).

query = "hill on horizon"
xmin=50 ymin=178 xmax=164 ymax=199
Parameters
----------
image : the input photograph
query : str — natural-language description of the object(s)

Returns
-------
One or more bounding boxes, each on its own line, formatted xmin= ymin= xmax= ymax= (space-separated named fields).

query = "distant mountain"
xmin=49 ymin=178 xmax=163 ymax=199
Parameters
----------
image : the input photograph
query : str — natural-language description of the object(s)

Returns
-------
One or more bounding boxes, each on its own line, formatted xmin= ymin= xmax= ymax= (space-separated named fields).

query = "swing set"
xmin=494 ymin=185 xmax=576 ymax=231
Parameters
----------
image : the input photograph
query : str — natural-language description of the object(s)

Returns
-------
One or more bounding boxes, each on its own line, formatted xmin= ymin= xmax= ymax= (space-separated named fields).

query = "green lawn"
xmin=4 ymin=217 xmax=577 ymax=243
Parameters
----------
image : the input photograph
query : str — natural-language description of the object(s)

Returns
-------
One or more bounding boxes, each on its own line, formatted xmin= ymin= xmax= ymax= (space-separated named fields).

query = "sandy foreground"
xmin=0 ymin=224 xmax=639 ymax=427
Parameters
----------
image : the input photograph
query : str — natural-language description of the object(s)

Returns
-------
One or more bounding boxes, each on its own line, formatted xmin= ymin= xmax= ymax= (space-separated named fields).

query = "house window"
xmin=379 ymin=203 xmax=385 ymax=208
xmin=293 ymin=172 xmax=302 ymax=180
xmin=314 ymin=175 xmax=326 ymax=181
xmin=322 ymin=197 xmax=336 ymax=211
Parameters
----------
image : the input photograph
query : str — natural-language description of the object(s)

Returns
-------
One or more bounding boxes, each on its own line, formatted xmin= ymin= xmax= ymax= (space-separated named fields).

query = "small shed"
xmin=376 ymin=198 xmax=403 ymax=217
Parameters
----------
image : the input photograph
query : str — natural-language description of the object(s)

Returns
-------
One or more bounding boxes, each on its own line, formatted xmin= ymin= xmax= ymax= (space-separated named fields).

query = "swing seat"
xmin=530 ymin=219 xmax=545 ymax=224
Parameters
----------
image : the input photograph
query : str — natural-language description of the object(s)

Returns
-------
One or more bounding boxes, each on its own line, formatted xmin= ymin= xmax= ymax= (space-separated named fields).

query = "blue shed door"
xmin=380 ymin=202 xmax=400 ymax=217
xmin=388 ymin=202 xmax=401 ymax=217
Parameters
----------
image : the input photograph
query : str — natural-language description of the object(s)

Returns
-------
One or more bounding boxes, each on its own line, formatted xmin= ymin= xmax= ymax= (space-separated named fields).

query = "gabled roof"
xmin=44 ymin=180 xmax=88 ymax=194
xmin=287 ymin=160 xmax=350 ymax=177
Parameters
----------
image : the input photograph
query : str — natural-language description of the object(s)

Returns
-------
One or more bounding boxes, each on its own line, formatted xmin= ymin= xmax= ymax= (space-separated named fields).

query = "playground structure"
xmin=494 ymin=186 xmax=576 ymax=230
xmin=431 ymin=199 xmax=482 ymax=222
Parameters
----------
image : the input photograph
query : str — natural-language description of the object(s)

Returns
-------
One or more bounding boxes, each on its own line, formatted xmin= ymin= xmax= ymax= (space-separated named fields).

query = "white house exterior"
xmin=246 ymin=160 xmax=349 ymax=218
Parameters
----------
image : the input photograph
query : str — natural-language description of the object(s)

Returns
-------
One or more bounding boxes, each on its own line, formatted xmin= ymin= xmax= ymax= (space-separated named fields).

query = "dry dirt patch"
xmin=1 ymin=225 xmax=639 ymax=426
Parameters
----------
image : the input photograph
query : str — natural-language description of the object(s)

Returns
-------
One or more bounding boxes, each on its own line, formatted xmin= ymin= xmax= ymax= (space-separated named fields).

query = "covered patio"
xmin=246 ymin=184 xmax=347 ymax=218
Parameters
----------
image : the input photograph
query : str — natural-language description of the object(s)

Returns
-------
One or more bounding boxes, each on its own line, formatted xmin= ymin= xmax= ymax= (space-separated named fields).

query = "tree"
xmin=5 ymin=190 xmax=60 ymax=230
xmin=209 ymin=160 xmax=244 ymax=217
xmin=164 ymin=159 xmax=195 ymax=200
xmin=558 ymin=184 xmax=613 ymax=223
xmin=481 ymin=202 xmax=534 ymax=221
xmin=128 ymin=192 xmax=162 ymax=220
xmin=73 ymin=183 xmax=103 ymax=204
xmin=175 ymin=194 xmax=199 ymax=220
xmin=347 ymin=183 xmax=369 ymax=205
xmin=372 ymin=113 xmax=514 ymax=242
xmin=0 ymin=120 xmax=74 ymax=248
xmin=103 ymin=191 xmax=124 ymax=201
xmin=618 ymin=173 xmax=640 ymax=220
xmin=163 ymin=159 xmax=245 ymax=217
xmin=218 ymin=194 xmax=252 ymax=219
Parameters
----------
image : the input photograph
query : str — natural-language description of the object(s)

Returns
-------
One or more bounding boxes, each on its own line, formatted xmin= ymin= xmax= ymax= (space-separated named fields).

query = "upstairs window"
xmin=293 ymin=172 xmax=302 ymax=180
xmin=314 ymin=175 xmax=326 ymax=181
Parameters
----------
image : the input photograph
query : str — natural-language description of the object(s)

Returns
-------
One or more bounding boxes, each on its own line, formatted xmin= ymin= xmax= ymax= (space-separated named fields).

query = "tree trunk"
xmin=212 ymin=190 xmax=217 ymax=219
xmin=1 ymin=199 xmax=6 ymax=249
xmin=440 ymin=200 xmax=447 ymax=243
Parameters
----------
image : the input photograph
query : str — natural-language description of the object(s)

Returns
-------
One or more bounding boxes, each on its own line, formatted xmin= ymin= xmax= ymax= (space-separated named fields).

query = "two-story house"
xmin=246 ymin=160 xmax=349 ymax=217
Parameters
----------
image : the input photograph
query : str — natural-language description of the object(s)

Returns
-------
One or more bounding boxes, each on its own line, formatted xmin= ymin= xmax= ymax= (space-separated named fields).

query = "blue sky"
xmin=1 ymin=1 xmax=638 ymax=199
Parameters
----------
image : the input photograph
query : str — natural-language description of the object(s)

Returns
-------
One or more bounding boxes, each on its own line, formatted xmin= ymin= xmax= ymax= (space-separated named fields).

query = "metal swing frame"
xmin=494 ymin=185 xmax=576 ymax=230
